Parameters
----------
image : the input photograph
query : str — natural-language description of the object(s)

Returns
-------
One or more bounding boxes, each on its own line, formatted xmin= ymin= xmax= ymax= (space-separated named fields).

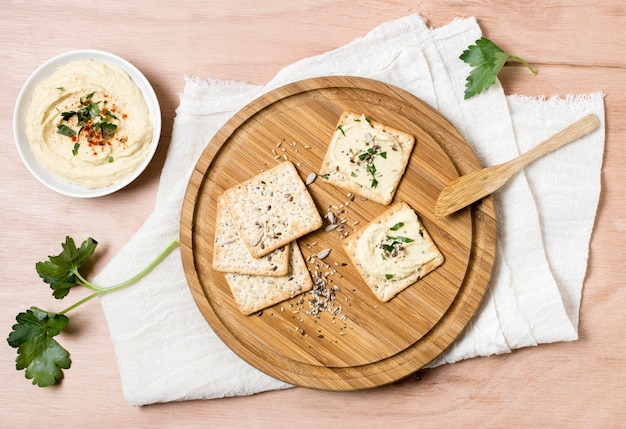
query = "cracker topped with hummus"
xmin=25 ymin=59 xmax=153 ymax=189
xmin=319 ymin=112 xmax=415 ymax=205
xmin=343 ymin=201 xmax=444 ymax=302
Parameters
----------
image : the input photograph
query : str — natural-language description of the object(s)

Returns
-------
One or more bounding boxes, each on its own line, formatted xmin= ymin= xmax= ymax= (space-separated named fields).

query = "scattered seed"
xmin=305 ymin=172 xmax=317 ymax=186
xmin=317 ymin=248 xmax=331 ymax=259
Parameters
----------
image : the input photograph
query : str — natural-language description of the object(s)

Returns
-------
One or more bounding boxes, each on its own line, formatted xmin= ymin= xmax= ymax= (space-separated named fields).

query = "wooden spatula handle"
xmin=508 ymin=113 xmax=600 ymax=173
xmin=435 ymin=113 xmax=600 ymax=219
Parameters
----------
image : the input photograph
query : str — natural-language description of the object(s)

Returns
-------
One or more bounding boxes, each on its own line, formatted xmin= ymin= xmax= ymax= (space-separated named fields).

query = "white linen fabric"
xmin=95 ymin=15 xmax=605 ymax=405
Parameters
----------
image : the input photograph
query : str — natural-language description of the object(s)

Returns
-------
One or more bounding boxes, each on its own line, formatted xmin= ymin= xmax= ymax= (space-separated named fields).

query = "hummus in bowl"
xmin=14 ymin=50 xmax=161 ymax=198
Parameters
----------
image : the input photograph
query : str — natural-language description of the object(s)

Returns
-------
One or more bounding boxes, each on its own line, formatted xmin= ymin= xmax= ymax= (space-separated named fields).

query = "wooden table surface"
xmin=1 ymin=1 xmax=624 ymax=427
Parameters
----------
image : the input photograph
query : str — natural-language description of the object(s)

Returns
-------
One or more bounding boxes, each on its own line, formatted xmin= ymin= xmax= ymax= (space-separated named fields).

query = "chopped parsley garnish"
xmin=56 ymin=92 xmax=119 ymax=152
xmin=389 ymin=222 xmax=404 ymax=231
xmin=380 ymin=235 xmax=414 ymax=260
xmin=71 ymin=143 xmax=80 ymax=156
xmin=337 ymin=125 xmax=345 ymax=136
xmin=57 ymin=124 xmax=76 ymax=138
xmin=386 ymin=235 xmax=414 ymax=243
xmin=355 ymin=145 xmax=386 ymax=188
xmin=385 ymin=274 xmax=395 ymax=280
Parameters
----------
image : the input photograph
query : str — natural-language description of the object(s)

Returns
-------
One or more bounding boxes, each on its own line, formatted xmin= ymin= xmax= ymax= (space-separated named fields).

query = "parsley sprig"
xmin=7 ymin=236 xmax=178 ymax=387
xmin=460 ymin=37 xmax=536 ymax=99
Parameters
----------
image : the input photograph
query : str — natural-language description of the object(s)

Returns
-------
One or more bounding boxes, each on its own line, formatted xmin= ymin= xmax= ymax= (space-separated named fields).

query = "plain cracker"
xmin=224 ymin=241 xmax=313 ymax=315
xmin=221 ymin=161 xmax=323 ymax=258
xmin=212 ymin=196 xmax=290 ymax=276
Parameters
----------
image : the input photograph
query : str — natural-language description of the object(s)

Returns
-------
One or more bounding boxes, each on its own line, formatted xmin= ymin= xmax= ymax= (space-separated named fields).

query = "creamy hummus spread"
xmin=327 ymin=114 xmax=405 ymax=197
xmin=355 ymin=203 xmax=440 ymax=281
xmin=25 ymin=59 xmax=153 ymax=188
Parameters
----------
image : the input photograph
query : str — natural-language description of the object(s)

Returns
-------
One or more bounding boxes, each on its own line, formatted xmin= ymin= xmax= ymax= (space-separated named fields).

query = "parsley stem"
xmin=509 ymin=55 xmax=537 ymax=75
xmin=73 ymin=270 xmax=100 ymax=291
xmin=58 ymin=239 xmax=179 ymax=315
xmin=59 ymin=291 xmax=102 ymax=315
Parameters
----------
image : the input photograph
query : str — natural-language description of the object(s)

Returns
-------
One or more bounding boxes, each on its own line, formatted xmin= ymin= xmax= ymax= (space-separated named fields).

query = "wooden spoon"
xmin=435 ymin=113 xmax=600 ymax=219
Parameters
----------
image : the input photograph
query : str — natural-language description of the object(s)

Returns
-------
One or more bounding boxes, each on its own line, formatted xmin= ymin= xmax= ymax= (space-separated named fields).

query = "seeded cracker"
xmin=212 ymin=196 xmax=290 ymax=276
xmin=224 ymin=241 xmax=313 ymax=315
xmin=343 ymin=201 xmax=444 ymax=302
xmin=320 ymin=112 xmax=415 ymax=205
xmin=221 ymin=161 xmax=323 ymax=258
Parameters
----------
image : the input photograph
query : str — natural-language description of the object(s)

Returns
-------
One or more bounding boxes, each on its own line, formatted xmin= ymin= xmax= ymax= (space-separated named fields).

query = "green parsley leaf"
xmin=386 ymin=235 xmax=414 ymax=243
xmin=381 ymin=243 xmax=395 ymax=253
xmin=72 ymin=143 xmax=80 ymax=156
xmin=57 ymin=124 xmax=76 ymax=138
xmin=460 ymin=37 xmax=536 ymax=99
xmin=60 ymin=111 xmax=76 ymax=121
xmin=94 ymin=121 xmax=117 ymax=140
xmin=7 ymin=307 xmax=70 ymax=387
xmin=108 ymin=156 xmax=114 ymax=163
xmin=385 ymin=274 xmax=395 ymax=280
xmin=35 ymin=236 xmax=97 ymax=299
xmin=389 ymin=222 xmax=404 ymax=231
xmin=337 ymin=125 xmax=345 ymax=136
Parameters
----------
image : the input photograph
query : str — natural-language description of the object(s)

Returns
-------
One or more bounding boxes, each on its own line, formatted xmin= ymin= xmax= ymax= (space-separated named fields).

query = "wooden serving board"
xmin=180 ymin=76 xmax=496 ymax=390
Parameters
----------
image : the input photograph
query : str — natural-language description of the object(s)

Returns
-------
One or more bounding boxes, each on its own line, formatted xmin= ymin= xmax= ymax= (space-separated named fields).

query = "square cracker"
xmin=343 ymin=201 xmax=444 ymax=302
xmin=319 ymin=112 xmax=415 ymax=205
xmin=212 ymin=196 xmax=290 ymax=276
xmin=224 ymin=241 xmax=313 ymax=315
xmin=221 ymin=161 xmax=323 ymax=258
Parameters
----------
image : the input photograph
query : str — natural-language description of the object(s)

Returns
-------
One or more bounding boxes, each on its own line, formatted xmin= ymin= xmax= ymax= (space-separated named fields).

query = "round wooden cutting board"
xmin=180 ymin=76 xmax=496 ymax=390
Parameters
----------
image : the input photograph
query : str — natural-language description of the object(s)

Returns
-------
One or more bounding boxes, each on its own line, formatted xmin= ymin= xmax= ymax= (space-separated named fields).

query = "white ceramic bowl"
xmin=13 ymin=50 xmax=162 ymax=198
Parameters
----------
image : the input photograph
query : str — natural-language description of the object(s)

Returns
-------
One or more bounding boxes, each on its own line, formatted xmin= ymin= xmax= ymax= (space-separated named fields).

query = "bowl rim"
xmin=13 ymin=49 xmax=162 ymax=198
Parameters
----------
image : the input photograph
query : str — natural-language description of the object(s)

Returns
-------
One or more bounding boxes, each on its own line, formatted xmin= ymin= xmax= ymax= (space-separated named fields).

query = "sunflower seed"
xmin=317 ymin=248 xmax=331 ymax=259
xmin=305 ymin=172 xmax=317 ymax=186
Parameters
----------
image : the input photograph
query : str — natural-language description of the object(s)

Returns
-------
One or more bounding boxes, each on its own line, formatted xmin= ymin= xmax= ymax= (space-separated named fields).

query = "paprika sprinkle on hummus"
xmin=25 ymin=59 xmax=153 ymax=189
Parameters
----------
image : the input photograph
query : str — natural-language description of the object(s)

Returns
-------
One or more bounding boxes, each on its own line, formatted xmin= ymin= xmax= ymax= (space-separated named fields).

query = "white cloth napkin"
xmin=95 ymin=15 xmax=605 ymax=406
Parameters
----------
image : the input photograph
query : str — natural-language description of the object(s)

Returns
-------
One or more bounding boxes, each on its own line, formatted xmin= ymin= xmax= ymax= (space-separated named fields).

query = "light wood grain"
xmin=180 ymin=77 xmax=496 ymax=389
xmin=2 ymin=1 xmax=625 ymax=428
